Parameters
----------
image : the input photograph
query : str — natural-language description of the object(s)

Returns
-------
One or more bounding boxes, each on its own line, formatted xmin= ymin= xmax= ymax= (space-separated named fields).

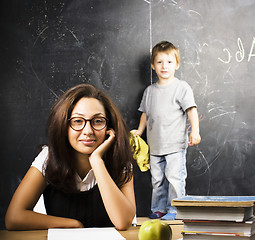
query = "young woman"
xmin=5 ymin=84 xmax=136 ymax=230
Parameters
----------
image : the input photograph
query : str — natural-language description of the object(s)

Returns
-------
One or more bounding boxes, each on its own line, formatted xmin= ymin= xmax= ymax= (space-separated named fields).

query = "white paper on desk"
xmin=48 ymin=227 xmax=126 ymax=240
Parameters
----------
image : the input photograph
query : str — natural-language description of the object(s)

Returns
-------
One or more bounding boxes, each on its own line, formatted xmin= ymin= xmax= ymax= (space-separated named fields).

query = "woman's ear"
xmin=151 ymin=64 xmax=155 ymax=70
xmin=176 ymin=63 xmax=180 ymax=70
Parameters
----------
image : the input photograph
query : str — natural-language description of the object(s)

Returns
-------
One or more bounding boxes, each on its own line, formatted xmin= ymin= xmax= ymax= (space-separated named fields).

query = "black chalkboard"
xmin=1 ymin=0 xmax=255 ymax=230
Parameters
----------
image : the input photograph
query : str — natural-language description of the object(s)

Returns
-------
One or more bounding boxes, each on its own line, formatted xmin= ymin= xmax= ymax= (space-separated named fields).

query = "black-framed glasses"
xmin=69 ymin=116 xmax=108 ymax=131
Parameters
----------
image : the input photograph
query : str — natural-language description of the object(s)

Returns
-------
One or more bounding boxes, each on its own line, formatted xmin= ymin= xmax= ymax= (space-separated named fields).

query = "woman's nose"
xmin=82 ymin=121 xmax=94 ymax=135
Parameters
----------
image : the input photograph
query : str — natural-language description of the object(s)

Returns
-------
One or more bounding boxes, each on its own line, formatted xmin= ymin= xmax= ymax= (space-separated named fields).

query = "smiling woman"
xmin=5 ymin=84 xmax=136 ymax=231
xmin=67 ymin=98 xmax=108 ymax=157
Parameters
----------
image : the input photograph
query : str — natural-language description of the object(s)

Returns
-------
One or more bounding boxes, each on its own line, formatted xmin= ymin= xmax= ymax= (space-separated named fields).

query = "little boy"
xmin=133 ymin=41 xmax=201 ymax=220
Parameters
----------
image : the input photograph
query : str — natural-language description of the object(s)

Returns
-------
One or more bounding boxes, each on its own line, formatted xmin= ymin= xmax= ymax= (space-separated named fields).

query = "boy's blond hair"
xmin=151 ymin=41 xmax=180 ymax=66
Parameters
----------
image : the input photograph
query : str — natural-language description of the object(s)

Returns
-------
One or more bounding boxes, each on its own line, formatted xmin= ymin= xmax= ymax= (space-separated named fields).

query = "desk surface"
xmin=0 ymin=221 xmax=183 ymax=240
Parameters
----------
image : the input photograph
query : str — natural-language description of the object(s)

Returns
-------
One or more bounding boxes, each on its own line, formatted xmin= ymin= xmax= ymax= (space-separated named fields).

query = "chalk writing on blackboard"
xmin=218 ymin=37 xmax=255 ymax=64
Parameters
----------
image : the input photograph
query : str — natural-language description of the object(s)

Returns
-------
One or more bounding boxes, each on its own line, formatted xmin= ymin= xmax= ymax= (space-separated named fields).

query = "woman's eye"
xmin=73 ymin=119 xmax=83 ymax=124
xmin=94 ymin=119 xmax=103 ymax=124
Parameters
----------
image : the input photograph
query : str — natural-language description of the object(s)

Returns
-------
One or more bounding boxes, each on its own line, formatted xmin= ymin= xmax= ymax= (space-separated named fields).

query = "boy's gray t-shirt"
xmin=138 ymin=79 xmax=197 ymax=155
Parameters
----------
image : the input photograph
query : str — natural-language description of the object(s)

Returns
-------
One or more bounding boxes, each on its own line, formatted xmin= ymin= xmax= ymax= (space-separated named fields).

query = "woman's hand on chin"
xmin=89 ymin=129 xmax=115 ymax=162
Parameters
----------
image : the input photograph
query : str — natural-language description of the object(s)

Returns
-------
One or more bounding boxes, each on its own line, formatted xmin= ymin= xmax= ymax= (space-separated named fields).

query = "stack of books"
xmin=172 ymin=196 xmax=255 ymax=239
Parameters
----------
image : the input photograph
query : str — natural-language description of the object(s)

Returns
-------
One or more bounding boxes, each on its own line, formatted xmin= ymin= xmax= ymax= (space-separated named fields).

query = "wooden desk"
xmin=0 ymin=220 xmax=183 ymax=240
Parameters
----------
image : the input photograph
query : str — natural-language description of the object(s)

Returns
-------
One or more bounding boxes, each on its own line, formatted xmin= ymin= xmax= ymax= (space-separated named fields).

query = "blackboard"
xmin=1 ymin=0 xmax=255 ymax=230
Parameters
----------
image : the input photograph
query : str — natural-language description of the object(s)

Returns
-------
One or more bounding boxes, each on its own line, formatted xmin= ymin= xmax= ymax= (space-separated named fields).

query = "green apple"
xmin=138 ymin=219 xmax=172 ymax=240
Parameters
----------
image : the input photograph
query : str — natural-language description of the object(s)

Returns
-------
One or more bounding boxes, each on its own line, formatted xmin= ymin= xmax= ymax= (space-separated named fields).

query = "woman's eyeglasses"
xmin=69 ymin=116 xmax=108 ymax=131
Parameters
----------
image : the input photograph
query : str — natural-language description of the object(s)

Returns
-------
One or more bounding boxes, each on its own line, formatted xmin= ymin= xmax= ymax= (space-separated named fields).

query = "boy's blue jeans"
xmin=150 ymin=150 xmax=187 ymax=214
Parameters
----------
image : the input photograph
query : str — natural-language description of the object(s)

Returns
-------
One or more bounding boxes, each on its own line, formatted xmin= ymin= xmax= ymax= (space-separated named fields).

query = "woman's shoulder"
xmin=31 ymin=145 xmax=49 ymax=175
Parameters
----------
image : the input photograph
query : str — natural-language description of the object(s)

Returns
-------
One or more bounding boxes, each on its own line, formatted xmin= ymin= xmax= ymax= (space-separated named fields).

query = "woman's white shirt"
xmin=31 ymin=146 xmax=97 ymax=191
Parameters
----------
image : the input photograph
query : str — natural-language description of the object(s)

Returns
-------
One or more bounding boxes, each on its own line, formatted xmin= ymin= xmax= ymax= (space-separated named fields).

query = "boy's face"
xmin=151 ymin=51 xmax=179 ymax=82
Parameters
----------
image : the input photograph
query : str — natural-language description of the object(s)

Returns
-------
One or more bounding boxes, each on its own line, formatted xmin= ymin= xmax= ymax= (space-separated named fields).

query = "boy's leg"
xmin=150 ymin=155 xmax=168 ymax=216
xmin=165 ymin=150 xmax=187 ymax=214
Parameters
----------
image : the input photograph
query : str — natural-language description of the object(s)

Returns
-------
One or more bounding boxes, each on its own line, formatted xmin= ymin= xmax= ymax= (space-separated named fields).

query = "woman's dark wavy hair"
xmin=45 ymin=84 xmax=134 ymax=193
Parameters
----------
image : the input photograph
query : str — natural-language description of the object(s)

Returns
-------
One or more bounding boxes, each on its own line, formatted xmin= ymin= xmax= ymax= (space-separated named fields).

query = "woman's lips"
xmin=79 ymin=139 xmax=95 ymax=146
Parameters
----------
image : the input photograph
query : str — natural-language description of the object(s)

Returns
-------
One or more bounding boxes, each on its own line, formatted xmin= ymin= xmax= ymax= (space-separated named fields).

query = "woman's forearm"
xmin=90 ymin=157 xmax=136 ymax=230
xmin=5 ymin=167 xmax=84 ymax=230
xmin=6 ymin=209 xmax=83 ymax=230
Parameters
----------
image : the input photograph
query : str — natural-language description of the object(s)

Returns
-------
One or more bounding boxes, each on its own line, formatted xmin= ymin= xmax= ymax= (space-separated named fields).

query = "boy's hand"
xmin=188 ymin=131 xmax=201 ymax=146
xmin=131 ymin=129 xmax=142 ymax=137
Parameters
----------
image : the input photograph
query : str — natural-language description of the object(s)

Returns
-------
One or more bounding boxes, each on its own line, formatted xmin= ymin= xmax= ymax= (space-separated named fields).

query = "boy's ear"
xmin=151 ymin=64 xmax=155 ymax=70
xmin=176 ymin=63 xmax=180 ymax=70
